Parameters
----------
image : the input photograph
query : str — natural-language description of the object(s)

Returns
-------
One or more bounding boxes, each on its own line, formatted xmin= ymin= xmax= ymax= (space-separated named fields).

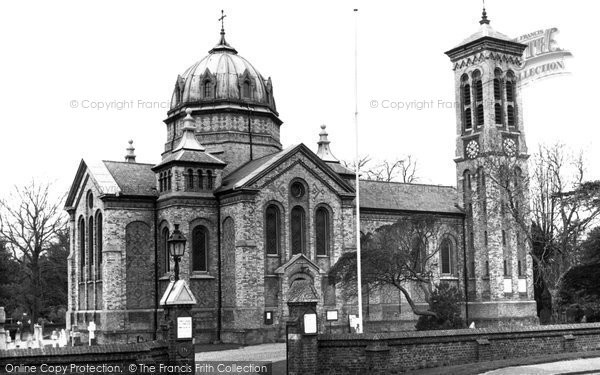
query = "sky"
xmin=0 ymin=0 xmax=597 ymax=198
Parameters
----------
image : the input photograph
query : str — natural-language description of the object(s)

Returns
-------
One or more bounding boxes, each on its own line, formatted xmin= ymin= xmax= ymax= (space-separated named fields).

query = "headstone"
xmin=87 ymin=321 xmax=96 ymax=346
xmin=34 ymin=324 xmax=43 ymax=348
xmin=27 ymin=336 xmax=34 ymax=349
xmin=15 ymin=328 xmax=21 ymax=348
xmin=59 ymin=329 xmax=67 ymax=347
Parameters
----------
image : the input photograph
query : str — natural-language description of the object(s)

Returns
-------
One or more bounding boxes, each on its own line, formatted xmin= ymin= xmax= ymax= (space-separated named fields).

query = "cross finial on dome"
xmin=209 ymin=10 xmax=237 ymax=54
xmin=480 ymin=1 xmax=490 ymax=25
xmin=316 ymin=124 xmax=339 ymax=163
xmin=219 ymin=10 xmax=226 ymax=33
xmin=125 ymin=139 xmax=136 ymax=163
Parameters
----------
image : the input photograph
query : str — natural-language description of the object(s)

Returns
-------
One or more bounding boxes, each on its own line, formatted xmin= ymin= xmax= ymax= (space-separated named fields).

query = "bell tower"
xmin=446 ymin=9 xmax=538 ymax=326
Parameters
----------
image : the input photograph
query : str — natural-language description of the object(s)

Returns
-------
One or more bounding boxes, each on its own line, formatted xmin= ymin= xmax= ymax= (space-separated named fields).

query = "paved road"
xmin=482 ymin=357 xmax=600 ymax=374
xmin=196 ymin=343 xmax=286 ymax=374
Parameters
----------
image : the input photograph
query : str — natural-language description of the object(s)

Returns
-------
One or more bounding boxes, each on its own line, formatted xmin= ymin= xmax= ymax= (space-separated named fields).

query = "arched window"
xmin=242 ymin=80 xmax=251 ymax=98
xmin=507 ymin=105 xmax=515 ymax=127
xmin=167 ymin=170 xmax=172 ymax=190
xmin=198 ymin=170 xmax=204 ymax=190
xmin=484 ymin=231 xmax=488 ymax=246
xmin=315 ymin=207 xmax=330 ymax=256
xmin=476 ymin=104 xmax=484 ymax=126
xmin=502 ymin=230 xmax=507 ymax=246
xmin=207 ymin=170 xmax=213 ymax=189
xmin=159 ymin=173 xmax=164 ymax=192
xmin=494 ymin=79 xmax=501 ymax=100
xmin=203 ymin=80 xmax=212 ymax=98
xmin=463 ymin=170 xmax=471 ymax=198
xmin=88 ymin=216 xmax=94 ymax=278
xmin=265 ymin=205 xmax=280 ymax=255
xmin=192 ymin=226 xmax=208 ymax=272
xmin=485 ymin=260 xmax=490 ymax=276
xmin=291 ymin=206 xmax=306 ymax=255
xmin=87 ymin=191 xmax=93 ymax=209
xmin=187 ymin=169 xmax=194 ymax=189
xmin=96 ymin=212 xmax=103 ymax=279
xmin=162 ymin=227 xmax=170 ymax=273
xmin=412 ymin=237 xmax=426 ymax=273
xmin=79 ymin=217 xmax=85 ymax=280
xmin=495 ymin=103 xmax=503 ymax=125
xmin=464 ymin=108 xmax=472 ymax=130
xmin=462 ymin=83 xmax=471 ymax=106
xmin=506 ymin=71 xmax=515 ymax=102
xmin=473 ymin=70 xmax=482 ymax=102
xmin=440 ymin=238 xmax=453 ymax=274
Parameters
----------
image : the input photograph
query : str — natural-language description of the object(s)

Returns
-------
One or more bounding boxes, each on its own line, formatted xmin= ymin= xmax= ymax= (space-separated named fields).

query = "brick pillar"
xmin=159 ymin=279 xmax=198 ymax=374
xmin=365 ymin=344 xmax=390 ymax=374
xmin=287 ymin=302 xmax=318 ymax=375
xmin=476 ymin=338 xmax=491 ymax=361
xmin=163 ymin=304 xmax=194 ymax=372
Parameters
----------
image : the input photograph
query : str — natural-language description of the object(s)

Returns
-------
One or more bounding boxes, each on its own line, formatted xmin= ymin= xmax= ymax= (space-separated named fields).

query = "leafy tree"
xmin=329 ymin=215 xmax=448 ymax=318
xmin=0 ymin=240 xmax=21 ymax=310
xmin=415 ymin=283 xmax=464 ymax=330
xmin=556 ymin=263 xmax=600 ymax=322
xmin=580 ymin=226 xmax=600 ymax=265
xmin=0 ymin=181 xmax=67 ymax=329
xmin=39 ymin=228 xmax=69 ymax=322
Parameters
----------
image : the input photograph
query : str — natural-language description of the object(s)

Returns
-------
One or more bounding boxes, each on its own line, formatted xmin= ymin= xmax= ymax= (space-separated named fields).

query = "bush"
xmin=557 ymin=263 xmax=600 ymax=322
xmin=415 ymin=283 xmax=464 ymax=330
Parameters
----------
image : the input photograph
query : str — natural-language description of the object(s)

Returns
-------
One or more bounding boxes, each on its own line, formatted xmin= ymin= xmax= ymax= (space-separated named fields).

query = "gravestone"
xmin=34 ymin=324 xmax=43 ymax=348
xmin=87 ymin=321 xmax=96 ymax=345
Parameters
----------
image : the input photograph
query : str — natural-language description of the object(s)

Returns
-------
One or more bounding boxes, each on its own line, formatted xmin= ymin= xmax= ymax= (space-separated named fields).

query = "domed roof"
xmin=169 ymin=30 xmax=277 ymax=114
xmin=455 ymin=23 xmax=512 ymax=48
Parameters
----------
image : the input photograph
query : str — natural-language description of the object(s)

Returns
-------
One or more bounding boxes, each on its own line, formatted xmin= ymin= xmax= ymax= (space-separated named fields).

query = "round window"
xmin=290 ymin=182 xmax=305 ymax=198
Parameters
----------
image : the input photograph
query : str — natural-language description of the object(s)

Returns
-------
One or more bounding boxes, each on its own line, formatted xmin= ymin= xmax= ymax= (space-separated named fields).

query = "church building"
xmin=64 ymin=9 xmax=538 ymax=344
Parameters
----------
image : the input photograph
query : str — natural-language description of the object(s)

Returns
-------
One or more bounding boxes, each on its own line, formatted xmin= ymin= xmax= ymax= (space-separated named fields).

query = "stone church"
xmin=65 ymin=10 xmax=538 ymax=344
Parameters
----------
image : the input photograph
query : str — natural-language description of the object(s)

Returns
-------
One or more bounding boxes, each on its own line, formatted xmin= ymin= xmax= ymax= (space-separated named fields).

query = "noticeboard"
xmin=177 ymin=317 xmax=192 ymax=339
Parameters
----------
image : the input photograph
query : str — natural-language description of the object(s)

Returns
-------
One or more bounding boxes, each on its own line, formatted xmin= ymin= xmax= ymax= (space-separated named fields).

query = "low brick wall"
xmin=310 ymin=323 xmax=600 ymax=374
xmin=0 ymin=341 xmax=168 ymax=375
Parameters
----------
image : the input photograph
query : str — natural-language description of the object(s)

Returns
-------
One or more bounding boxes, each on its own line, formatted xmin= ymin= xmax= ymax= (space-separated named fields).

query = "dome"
xmin=449 ymin=9 xmax=512 ymax=50
xmin=169 ymin=31 xmax=277 ymax=114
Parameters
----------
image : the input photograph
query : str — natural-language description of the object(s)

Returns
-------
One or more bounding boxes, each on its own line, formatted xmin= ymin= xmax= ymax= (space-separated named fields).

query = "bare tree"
xmin=484 ymin=143 xmax=600 ymax=321
xmin=343 ymin=155 xmax=419 ymax=183
xmin=0 ymin=181 xmax=66 ymax=328
xmin=329 ymin=215 xmax=444 ymax=317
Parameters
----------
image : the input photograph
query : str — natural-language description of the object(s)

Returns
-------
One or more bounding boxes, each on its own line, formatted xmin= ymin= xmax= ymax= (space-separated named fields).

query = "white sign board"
xmin=518 ymin=278 xmax=527 ymax=293
xmin=503 ymin=278 xmax=512 ymax=293
xmin=303 ymin=313 xmax=317 ymax=334
xmin=326 ymin=310 xmax=338 ymax=321
xmin=177 ymin=317 xmax=192 ymax=339
xmin=348 ymin=314 xmax=360 ymax=332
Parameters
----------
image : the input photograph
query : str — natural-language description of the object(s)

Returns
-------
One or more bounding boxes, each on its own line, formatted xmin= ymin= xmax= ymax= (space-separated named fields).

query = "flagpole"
xmin=353 ymin=8 xmax=363 ymax=334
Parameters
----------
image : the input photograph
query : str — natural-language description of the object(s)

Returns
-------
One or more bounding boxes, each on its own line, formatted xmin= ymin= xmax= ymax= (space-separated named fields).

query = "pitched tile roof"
xmin=359 ymin=180 xmax=462 ymax=214
xmin=102 ymin=161 xmax=157 ymax=197
xmin=217 ymin=146 xmax=298 ymax=192
xmin=154 ymin=148 xmax=225 ymax=169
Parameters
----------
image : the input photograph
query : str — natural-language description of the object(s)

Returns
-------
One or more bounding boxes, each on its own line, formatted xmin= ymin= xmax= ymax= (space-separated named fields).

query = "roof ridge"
xmin=360 ymin=179 xmax=456 ymax=189
xmin=103 ymin=160 xmax=155 ymax=166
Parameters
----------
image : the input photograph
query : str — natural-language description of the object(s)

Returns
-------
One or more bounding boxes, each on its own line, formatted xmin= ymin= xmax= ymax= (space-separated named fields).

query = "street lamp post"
xmin=168 ymin=224 xmax=187 ymax=281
